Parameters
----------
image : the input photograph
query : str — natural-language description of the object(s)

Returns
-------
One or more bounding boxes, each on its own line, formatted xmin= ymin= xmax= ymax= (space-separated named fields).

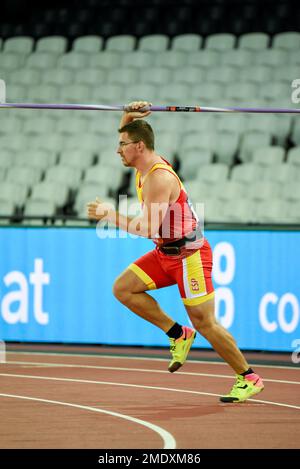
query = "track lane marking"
xmin=1 ymin=373 xmax=299 ymax=410
xmin=6 ymin=351 xmax=300 ymax=370
xmin=0 ymin=392 xmax=176 ymax=449
xmin=5 ymin=361 xmax=300 ymax=385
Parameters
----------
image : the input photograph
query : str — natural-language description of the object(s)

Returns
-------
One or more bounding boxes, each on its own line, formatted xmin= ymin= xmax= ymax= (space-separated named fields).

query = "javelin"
xmin=0 ymin=102 xmax=300 ymax=113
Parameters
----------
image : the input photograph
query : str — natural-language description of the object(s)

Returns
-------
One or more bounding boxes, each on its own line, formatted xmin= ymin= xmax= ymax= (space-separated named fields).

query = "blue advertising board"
xmin=0 ymin=227 xmax=299 ymax=352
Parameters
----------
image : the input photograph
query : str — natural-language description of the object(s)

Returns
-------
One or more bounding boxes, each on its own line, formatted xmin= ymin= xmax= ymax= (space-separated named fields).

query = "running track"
xmin=0 ymin=345 xmax=299 ymax=449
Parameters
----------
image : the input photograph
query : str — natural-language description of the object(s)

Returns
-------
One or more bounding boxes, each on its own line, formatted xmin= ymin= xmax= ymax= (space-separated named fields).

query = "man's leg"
xmin=113 ymin=266 xmax=196 ymax=372
xmin=185 ymin=298 xmax=249 ymax=374
xmin=185 ymin=299 xmax=264 ymax=402
xmin=113 ymin=268 xmax=175 ymax=332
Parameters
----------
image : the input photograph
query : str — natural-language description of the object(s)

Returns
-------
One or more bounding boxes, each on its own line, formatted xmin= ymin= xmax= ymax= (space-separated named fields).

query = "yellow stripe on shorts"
xmin=182 ymin=250 xmax=207 ymax=299
xmin=128 ymin=263 xmax=157 ymax=290
xmin=182 ymin=291 xmax=215 ymax=306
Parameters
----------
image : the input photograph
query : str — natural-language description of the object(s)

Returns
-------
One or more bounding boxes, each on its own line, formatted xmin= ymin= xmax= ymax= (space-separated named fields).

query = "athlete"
xmin=87 ymin=101 xmax=264 ymax=402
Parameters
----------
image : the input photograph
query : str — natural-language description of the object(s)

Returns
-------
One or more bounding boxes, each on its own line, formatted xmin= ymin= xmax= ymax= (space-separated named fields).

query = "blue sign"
xmin=0 ymin=227 xmax=299 ymax=352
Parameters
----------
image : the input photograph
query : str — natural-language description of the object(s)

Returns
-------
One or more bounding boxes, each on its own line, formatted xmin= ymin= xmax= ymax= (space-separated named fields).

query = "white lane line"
xmin=6 ymin=361 xmax=300 ymax=386
xmin=6 ymin=351 xmax=300 ymax=371
xmin=0 ymin=392 xmax=176 ymax=449
xmin=1 ymin=373 xmax=300 ymax=410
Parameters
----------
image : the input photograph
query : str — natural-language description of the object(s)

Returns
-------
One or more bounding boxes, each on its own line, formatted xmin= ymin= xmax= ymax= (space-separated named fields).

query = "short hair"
xmin=118 ymin=119 xmax=155 ymax=150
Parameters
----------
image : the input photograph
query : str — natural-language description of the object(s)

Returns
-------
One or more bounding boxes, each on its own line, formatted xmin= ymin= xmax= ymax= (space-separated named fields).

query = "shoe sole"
xmin=219 ymin=386 xmax=264 ymax=403
xmin=168 ymin=331 xmax=196 ymax=373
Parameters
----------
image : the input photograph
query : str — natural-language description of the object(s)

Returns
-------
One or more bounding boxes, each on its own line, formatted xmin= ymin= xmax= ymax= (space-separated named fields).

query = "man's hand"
xmin=123 ymin=101 xmax=152 ymax=121
xmin=86 ymin=197 xmax=114 ymax=221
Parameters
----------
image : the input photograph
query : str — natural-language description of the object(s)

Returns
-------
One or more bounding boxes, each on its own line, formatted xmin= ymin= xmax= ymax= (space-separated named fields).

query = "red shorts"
xmin=128 ymin=238 xmax=214 ymax=306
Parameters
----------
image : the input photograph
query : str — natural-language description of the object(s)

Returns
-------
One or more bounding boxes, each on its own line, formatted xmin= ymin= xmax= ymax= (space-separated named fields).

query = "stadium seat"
xmin=225 ymin=82 xmax=257 ymax=101
xmin=205 ymin=65 xmax=238 ymax=84
xmin=14 ymin=149 xmax=57 ymax=170
xmin=221 ymin=199 xmax=256 ymax=224
xmin=23 ymin=115 xmax=56 ymax=134
xmin=73 ymin=35 xmax=103 ymax=53
xmin=74 ymin=67 xmax=107 ymax=86
xmin=106 ymin=34 xmax=136 ymax=52
xmin=74 ymin=184 xmax=111 ymax=214
xmin=196 ymin=163 xmax=229 ymax=184
xmin=58 ymin=52 xmax=89 ymax=69
xmin=253 ymin=199 xmax=290 ymax=224
xmin=205 ymin=33 xmax=236 ymax=50
xmin=0 ymin=181 xmax=28 ymax=207
xmin=138 ymin=34 xmax=169 ymax=51
xmin=121 ymin=51 xmax=154 ymax=68
xmin=30 ymin=181 xmax=69 ymax=207
xmin=255 ymin=49 xmax=287 ymax=66
xmin=0 ymin=52 xmax=25 ymax=71
xmin=183 ymin=180 xmax=213 ymax=201
xmin=59 ymin=149 xmax=94 ymax=170
xmin=238 ymin=33 xmax=269 ymax=50
xmin=179 ymin=149 xmax=213 ymax=180
xmin=239 ymin=65 xmax=272 ymax=84
xmin=84 ymin=165 xmax=123 ymax=191
xmin=187 ymin=50 xmax=220 ymax=67
xmin=24 ymin=199 xmax=56 ymax=219
xmin=272 ymin=31 xmax=300 ymax=50
xmin=252 ymin=146 xmax=285 ymax=166
xmin=239 ymin=131 xmax=272 ymax=163
xmin=42 ymin=68 xmax=73 ymax=86
xmin=10 ymin=68 xmax=42 ymax=86
xmin=6 ymin=164 xmax=42 ymax=187
xmin=0 ymin=149 xmax=15 ymax=170
xmin=106 ymin=66 xmax=138 ymax=85
xmin=214 ymin=131 xmax=239 ymax=165
xmin=287 ymin=147 xmax=300 ymax=166
xmin=60 ymin=84 xmax=91 ymax=103
xmin=247 ymin=181 xmax=281 ymax=201
xmin=173 ymin=66 xmax=206 ymax=85
xmin=26 ymin=52 xmax=58 ymax=70
xmin=6 ymin=83 xmax=27 ymax=101
xmin=216 ymin=114 xmax=247 ymax=135
xmin=0 ymin=200 xmax=15 ymax=221
xmin=139 ymin=66 xmax=170 ymax=86
xmin=171 ymin=34 xmax=202 ymax=51
xmin=36 ymin=36 xmax=67 ymax=54
xmin=154 ymin=50 xmax=186 ymax=68
xmin=221 ymin=49 xmax=254 ymax=68
xmin=231 ymin=163 xmax=264 ymax=183
xmin=0 ymin=115 xmax=23 ymax=134
xmin=44 ymin=165 xmax=82 ymax=190
xmin=4 ymin=36 xmax=34 ymax=54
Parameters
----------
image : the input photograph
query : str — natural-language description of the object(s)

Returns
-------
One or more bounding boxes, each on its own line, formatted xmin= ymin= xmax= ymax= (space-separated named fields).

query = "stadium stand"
xmin=0 ymin=0 xmax=299 ymax=225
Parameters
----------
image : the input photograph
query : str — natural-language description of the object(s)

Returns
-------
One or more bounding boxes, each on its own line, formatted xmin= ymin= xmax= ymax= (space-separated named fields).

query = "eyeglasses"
xmin=118 ymin=140 xmax=139 ymax=148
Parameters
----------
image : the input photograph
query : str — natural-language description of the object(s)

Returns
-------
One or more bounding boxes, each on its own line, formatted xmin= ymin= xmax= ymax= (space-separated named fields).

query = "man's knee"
xmin=187 ymin=300 xmax=216 ymax=335
xmin=112 ymin=278 xmax=129 ymax=302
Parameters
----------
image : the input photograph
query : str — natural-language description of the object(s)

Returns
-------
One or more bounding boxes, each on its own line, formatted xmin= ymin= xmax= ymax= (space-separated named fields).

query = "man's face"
xmin=117 ymin=132 xmax=139 ymax=167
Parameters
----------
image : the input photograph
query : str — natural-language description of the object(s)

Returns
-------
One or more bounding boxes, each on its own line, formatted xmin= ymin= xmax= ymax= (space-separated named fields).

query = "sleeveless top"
xmin=135 ymin=158 xmax=200 ymax=246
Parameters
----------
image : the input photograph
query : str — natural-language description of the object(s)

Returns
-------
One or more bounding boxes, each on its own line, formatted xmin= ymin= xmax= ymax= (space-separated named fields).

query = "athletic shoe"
xmin=168 ymin=326 xmax=196 ymax=373
xmin=220 ymin=373 xmax=264 ymax=403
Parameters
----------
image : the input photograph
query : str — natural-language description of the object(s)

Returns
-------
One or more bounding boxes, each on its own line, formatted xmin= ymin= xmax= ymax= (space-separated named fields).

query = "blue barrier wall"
xmin=0 ymin=227 xmax=299 ymax=351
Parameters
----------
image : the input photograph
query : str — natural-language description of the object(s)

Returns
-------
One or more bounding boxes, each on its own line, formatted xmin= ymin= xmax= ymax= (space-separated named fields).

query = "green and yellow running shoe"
xmin=220 ymin=373 xmax=264 ymax=403
xmin=168 ymin=326 xmax=196 ymax=373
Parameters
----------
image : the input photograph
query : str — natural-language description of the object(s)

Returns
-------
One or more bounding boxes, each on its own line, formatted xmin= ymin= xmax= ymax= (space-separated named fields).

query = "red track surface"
xmin=0 ymin=345 xmax=299 ymax=449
